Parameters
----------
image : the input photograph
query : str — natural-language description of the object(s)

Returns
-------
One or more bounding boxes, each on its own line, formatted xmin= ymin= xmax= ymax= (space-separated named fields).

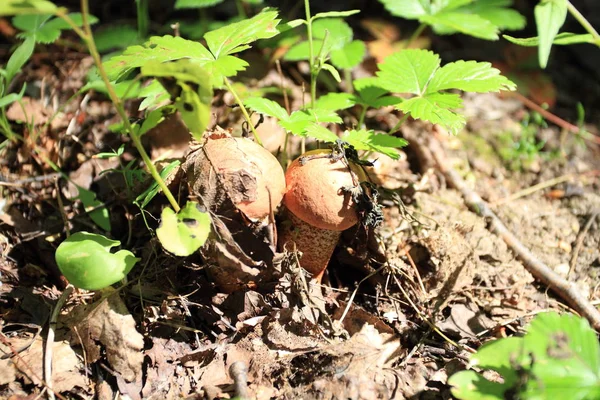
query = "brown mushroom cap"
xmin=187 ymin=135 xmax=286 ymax=220
xmin=283 ymin=149 xmax=368 ymax=231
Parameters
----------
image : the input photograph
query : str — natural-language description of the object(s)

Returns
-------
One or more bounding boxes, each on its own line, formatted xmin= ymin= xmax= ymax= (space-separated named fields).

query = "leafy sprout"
xmin=375 ymin=49 xmax=516 ymax=134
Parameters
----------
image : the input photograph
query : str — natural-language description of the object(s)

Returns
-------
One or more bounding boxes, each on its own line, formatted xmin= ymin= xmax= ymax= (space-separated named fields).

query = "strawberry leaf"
xmin=0 ymin=0 xmax=60 ymax=16
xmin=342 ymin=129 xmax=407 ymax=159
xmin=376 ymin=49 xmax=441 ymax=95
xmin=303 ymin=123 xmax=339 ymax=142
xmin=330 ymin=40 xmax=366 ymax=70
xmin=427 ymin=60 xmax=516 ymax=93
xmin=398 ymin=93 xmax=466 ymax=134
xmin=503 ymin=32 xmax=594 ymax=46
xmin=314 ymin=92 xmax=355 ymax=111
xmin=245 ymin=97 xmax=290 ymax=121
xmin=279 ymin=108 xmax=341 ymax=136
xmin=175 ymin=0 xmax=224 ymax=9
xmin=204 ymin=8 xmax=280 ymax=58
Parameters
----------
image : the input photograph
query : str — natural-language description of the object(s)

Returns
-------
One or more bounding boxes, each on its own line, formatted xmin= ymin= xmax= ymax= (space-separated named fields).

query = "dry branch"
xmin=418 ymin=134 xmax=600 ymax=331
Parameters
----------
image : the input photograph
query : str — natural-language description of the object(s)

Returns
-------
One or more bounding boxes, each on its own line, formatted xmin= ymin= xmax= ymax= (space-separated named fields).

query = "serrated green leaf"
xmin=156 ymin=202 xmax=211 ymax=256
xmin=174 ymin=82 xmax=210 ymax=141
xmin=303 ymin=123 xmax=339 ymax=142
xmin=503 ymin=32 xmax=594 ymax=46
xmin=462 ymin=0 xmax=526 ymax=31
xmin=314 ymin=92 xmax=355 ymax=111
xmin=56 ymin=232 xmax=139 ymax=290
xmin=427 ymin=60 xmax=516 ymax=93
xmin=175 ymin=0 xmax=224 ymax=9
xmin=14 ymin=13 xmax=97 ymax=44
xmin=104 ymin=35 xmax=213 ymax=81
xmin=312 ymin=10 xmax=360 ymax=20
xmin=280 ymin=108 xmax=341 ymax=135
xmin=204 ymin=9 xmax=280 ymax=58
xmin=378 ymin=0 xmax=428 ymax=19
xmin=535 ymin=0 xmax=568 ymax=69
xmin=376 ymin=49 xmax=440 ymax=95
xmin=321 ymin=63 xmax=342 ymax=82
xmin=283 ymin=40 xmax=314 ymax=61
xmin=5 ymin=36 xmax=35 ymax=84
xmin=94 ymin=25 xmax=140 ymax=52
xmin=353 ymin=78 xmax=401 ymax=108
xmin=330 ymin=40 xmax=366 ymax=69
xmin=204 ymin=55 xmax=248 ymax=87
xmin=313 ymin=18 xmax=353 ymax=51
xmin=423 ymin=12 xmax=499 ymax=40
xmin=138 ymin=108 xmax=167 ymax=137
xmin=244 ymin=97 xmax=289 ymax=120
xmin=398 ymin=93 xmax=466 ymax=134
xmin=0 ymin=0 xmax=59 ymax=16
xmin=138 ymin=80 xmax=170 ymax=110
xmin=342 ymin=129 xmax=407 ymax=159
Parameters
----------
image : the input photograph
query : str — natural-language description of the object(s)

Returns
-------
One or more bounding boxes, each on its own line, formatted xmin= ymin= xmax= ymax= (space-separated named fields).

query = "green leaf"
xmin=0 ymin=0 xmax=59 ymax=16
xmin=14 ymin=13 xmax=97 ymax=44
xmin=135 ymin=160 xmax=181 ymax=209
xmin=312 ymin=10 xmax=360 ymax=20
xmin=104 ymin=35 xmax=213 ymax=81
xmin=330 ymin=40 xmax=366 ymax=70
xmin=449 ymin=337 xmax=523 ymax=399
xmin=342 ymin=129 xmax=407 ymax=159
xmin=427 ymin=60 xmax=516 ymax=93
xmin=55 ymin=232 xmax=139 ymax=290
xmin=75 ymin=186 xmax=111 ymax=231
xmin=423 ymin=12 xmax=499 ymax=40
xmin=137 ymin=108 xmax=167 ymax=137
xmin=138 ymin=80 xmax=170 ymax=110
xmin=449 ymin=312 xmax=600 ymax=400
xmin=535 ymin=0 xmax=568 ymax=68
xmin=283 ymin=40 xmax=314 ymax=61
xmin=156 ymin=201 xmax=211 ymax=257
xmin=5 ymin=36 xmax=35 ymax=84
xmin=0 ymin=84 xmax=26 ymax=108
xmin=204 ymin=9 xmax=280 ymax=58
xmin=522 ymin=312 xmax=600 ymax=399
xmin=314 ymin=92 xmax=355 ymax=111
xmin=175 ymin=0 xmax=224 ymax=8
xmin=280 ymin=108 xmax=341 ymax=135
xmin=244 ymin=97 xmax=289 ymax=121
xmin=313 ymin=18 xmax=353 ymax=51
xmin=376 ymin=49 xmax=441 ymax=95
xmin=460 ymin=0 xmax=526 ymax=31
xmin=503 ymin=32 xmax=594 ymax=46
xmin=321 ymin=63 xmax=342 ymax=82
xmin=94 ymin=25 xmax=140 ymax=52
xmin=303 ymin=123 xmax=339 ymax=142
xmin=141 ymin=59 xmax=212 ymax=140
xmin=378 ymin=0 xmax=428 ymax=19
xmin=398 ymin=93 xmax=466 ymax=134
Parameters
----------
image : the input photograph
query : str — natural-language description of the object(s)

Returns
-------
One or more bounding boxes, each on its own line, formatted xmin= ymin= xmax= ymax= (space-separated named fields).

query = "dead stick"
xmin=426 ymin=136 xmax=600 ymax=331
xmin=229 ymin=361 xmax=249 ymax=400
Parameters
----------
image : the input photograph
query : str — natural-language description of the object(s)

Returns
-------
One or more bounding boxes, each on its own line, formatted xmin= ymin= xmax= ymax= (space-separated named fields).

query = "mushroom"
xmin=184 ymin=130 xmax=286 ymax=291
xmin=279 ymin=149 xmax=369 ymax=281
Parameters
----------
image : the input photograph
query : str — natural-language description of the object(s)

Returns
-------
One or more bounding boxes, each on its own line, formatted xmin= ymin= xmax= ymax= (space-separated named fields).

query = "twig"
xmin=492 ymin=173 xmax=573 ymax=206
xmin=229 ymin=361 xmax=249 ymax=400
xmin=568 ymin=210 xmax=599 ymax=278
xmin=426 ymin=136 xmax=600 ymax=331
xmin=45 ymin=285 xmax=74 ymax=400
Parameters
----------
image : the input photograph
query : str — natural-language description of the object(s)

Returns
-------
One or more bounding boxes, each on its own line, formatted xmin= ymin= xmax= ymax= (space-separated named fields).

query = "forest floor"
xmin=1 ymin=14 xmax=600 ymax=400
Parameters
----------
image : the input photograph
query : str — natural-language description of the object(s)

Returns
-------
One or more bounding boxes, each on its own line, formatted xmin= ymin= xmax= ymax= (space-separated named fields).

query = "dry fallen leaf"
xmin=0 ymin=334 xmax=87 ymax=393
xmin=65 ymin=289 xmax=144 ymax=383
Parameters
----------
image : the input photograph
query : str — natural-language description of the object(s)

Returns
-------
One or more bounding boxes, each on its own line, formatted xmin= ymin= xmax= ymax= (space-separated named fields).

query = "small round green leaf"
xmin=55 ymin=232 xmax=139 ymax=290
xmin=156 ymin=201 xmax=211 ymax=256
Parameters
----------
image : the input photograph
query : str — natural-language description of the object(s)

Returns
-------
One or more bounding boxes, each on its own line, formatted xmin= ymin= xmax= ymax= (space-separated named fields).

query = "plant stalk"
xmin=566 ymin=1 xmax=600 ymax=44
xmin=404 ymin=23 xmax=426 ymax=49
xmin=304 ymin=0 xmax=316 ymax=108
xmin=223 ymin=79 xmax=263 ymax=146
xmin=77 ymin=0 xmax=181 ymax=212
xmin=388 ymin=113 xmax=410 ymax=134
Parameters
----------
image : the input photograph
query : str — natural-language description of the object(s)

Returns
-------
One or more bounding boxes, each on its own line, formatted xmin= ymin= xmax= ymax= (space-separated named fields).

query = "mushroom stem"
xmin=279 ymin=210 xmax=341 ymax=281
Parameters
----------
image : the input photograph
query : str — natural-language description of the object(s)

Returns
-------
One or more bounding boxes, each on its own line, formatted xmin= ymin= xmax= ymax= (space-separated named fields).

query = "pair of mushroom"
xmin=191 ymin=133 xmax=367 ymax=282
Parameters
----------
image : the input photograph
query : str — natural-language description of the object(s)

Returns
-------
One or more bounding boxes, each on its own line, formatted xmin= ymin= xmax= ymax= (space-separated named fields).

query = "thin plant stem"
xmin=223 ymin=79 xmax=263 ymax=146
xmin=235 ymin=0 xmax=247 ymax=19
xmin=566 ymin=1 xmax=600 ymax=44
xmin=304 ymin=0 xmax=316 ymax=108
xmin=135 ymin=0 xmax=149 ymax=38
xmin=76 ymin=0 xmax=181 ymax=212
xmin=358 ymin=106 xmax=367 ymax=128
xmin=344 ymin=68 xmax=353 ymax=93
xmin=388 ymin=113 xmax=410 ymax=134
xmin=403 ymin=23 xmax=426 ymax=49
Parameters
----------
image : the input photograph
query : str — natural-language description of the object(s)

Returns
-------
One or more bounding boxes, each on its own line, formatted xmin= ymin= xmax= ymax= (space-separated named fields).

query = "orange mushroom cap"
xmin=283 ymin=149 xmax=368 ymax=231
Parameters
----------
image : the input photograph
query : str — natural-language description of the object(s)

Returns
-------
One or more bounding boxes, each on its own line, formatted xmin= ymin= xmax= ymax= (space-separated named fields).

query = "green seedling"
xmin=55 ymin=231 xmax=140 ymax=290
xmin=104 ymin=8 xmax=281 ymax=144
xmin=379 ymin=0 xmax=525 ymax=42
xmin=504 ymin=0 xmax=600 ymax=68
xmin=449 ymin=311 xmax=600 ymax=399
xmin=498 ymin=111 xmax=548 ymax=171
xmin=375 ymin=49 xmax=516 ymax=134
xmin=156 ymin=201 xmax=211 ymax=257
